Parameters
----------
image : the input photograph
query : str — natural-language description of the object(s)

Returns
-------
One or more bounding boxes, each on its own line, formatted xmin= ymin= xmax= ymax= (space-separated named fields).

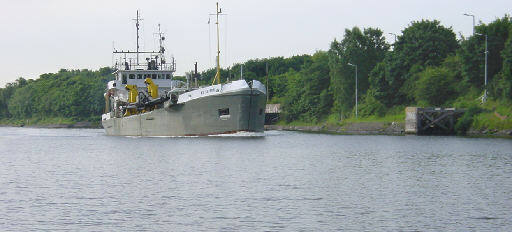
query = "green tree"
xmin=328 ymin=27 xmax=389 ymax=117
xmin=378 ymin=20 xmax=458 ymax=106
xmin=3 ymin=68 xmax=113 ymax=121
xmin=0 ymin=78 xmax=29 ymax=118
xmin=495 ymin=33 xmax=512 ymax=100
xmin=414 ymin=66 xmax=458 ymax=106
xmin=368 ymin=62 xmax=391 ymax=105
xmin=282 ymin=70 xmax=303 ymax=122
xmin=459 ymin=15 xmax=512 ymax=94
xmin=357 ymin=89 xmax=386 ymax=117
xmin=282 ymin=52 xmax=332 ymax=122
xmin=200 ymin=55 xmax=313 ymax=101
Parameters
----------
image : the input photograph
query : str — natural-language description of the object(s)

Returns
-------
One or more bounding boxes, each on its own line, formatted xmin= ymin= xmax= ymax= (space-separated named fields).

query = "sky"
xmin=0 ymin=0 xmax=510 ymax=87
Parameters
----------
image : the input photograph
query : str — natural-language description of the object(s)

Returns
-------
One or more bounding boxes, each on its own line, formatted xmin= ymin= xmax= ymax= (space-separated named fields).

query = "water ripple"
xmin=0 ymin=127 xmax=511 ymax=231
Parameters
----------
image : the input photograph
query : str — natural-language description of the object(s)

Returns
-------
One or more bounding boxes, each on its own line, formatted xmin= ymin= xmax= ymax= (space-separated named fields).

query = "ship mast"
xmin=133 ymin=10 xmax=143 ymax=65
xmin=113 ymin=12 xmax=174 ymax=72
xmin=155 ymin=23 xmax=166 ymax=69
xmin=157 ymin=24 xmax=164 ymax=55
xmin=212 ymin=2 xmax=222 ymax=85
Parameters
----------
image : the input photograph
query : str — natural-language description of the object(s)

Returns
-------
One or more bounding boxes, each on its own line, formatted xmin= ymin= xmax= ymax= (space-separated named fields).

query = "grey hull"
xmin=102 ymin=89 xmax=266 ymax=136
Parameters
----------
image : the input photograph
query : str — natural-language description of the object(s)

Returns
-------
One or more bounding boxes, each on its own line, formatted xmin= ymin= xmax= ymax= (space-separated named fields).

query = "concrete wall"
xmin=405 ymin=107 xmax=418 ymax=134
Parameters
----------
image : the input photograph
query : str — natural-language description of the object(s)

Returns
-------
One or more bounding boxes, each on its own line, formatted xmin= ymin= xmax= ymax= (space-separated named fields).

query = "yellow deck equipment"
xmin=124 ymin=85 xmax=139 ymax=116
xmin=144 ymin=78 xmax=159 ymax=99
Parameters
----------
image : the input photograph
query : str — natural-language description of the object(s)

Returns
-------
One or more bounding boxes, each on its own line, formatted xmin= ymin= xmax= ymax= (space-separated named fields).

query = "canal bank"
xmin=265 ymin=122 xmax=404 ymax=135
xmin=0 ymin=120 xmax=101 ymax=129
xmin=2 ymin=120 xmax=511 ymax=137
xmin=265 ymin=122 xmax=512 ymax=137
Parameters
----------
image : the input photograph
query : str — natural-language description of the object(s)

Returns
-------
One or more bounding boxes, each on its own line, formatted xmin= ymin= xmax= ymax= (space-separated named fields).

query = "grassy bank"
xmin=276 ymin=102 xmax=511 ymax=136
xmin=471 ymin=100 xmax=512 ymax=130
xmin=278 ymin=107 xmax=405 ymax=127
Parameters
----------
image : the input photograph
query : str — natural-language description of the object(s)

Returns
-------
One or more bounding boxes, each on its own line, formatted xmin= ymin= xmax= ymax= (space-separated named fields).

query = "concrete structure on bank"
xmin=405 ymin=107 xmax=465 ymax=135
xmin=265 ymin=104 xmax=281 ymax=125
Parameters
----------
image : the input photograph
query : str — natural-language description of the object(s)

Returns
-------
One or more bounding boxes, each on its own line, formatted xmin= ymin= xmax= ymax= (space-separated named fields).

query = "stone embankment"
xmin=265 ymin=122 xmax=404 ymax=135
xmin=467 ymin=128 xmax=512 ymax=137
xmin=23 ymin=121 xmax=100 ymax=129
xmin=266 ymin=122 xmax=512 ymax=137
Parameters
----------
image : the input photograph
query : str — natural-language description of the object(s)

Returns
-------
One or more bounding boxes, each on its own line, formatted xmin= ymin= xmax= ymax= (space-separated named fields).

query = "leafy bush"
xmin=414 ymin=67 xmax=458 ymax=106
xmin=455 ymin=105 xmax=483 ymax=134
xmin=357 ymin=90 xmax=386 ymax=117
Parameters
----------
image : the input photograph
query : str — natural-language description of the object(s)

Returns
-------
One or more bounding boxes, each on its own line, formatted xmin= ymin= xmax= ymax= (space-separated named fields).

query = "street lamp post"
xmin=348 ymin=63 xmax=358 ymax=118
xmin=463 ymin=13 xmax=475 ymax=35
xmin=388 ymin=32 xmax=397 ymax=43
xmin=476 ymin=32 xmax=488 ymax=102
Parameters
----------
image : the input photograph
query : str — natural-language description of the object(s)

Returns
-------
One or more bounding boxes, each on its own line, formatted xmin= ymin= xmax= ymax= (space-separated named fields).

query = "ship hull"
xmin=102 ymin=89 xmax=266 ymax=136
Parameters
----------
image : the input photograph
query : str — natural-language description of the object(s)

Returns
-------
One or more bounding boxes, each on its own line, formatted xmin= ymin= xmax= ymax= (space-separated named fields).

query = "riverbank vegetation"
xmin=0 ymin=68 xmax=114 ymax=126
xmin=1 ymin=16 xmax=511 ymax=134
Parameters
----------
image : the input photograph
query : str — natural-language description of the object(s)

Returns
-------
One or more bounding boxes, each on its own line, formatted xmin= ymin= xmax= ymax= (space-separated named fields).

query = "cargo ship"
xmin=101 ymin=4 xmax=266 ymax=136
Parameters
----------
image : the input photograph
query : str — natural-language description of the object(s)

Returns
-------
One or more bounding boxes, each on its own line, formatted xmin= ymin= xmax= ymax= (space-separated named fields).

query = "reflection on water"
xmin=0 ymin=127 xmax=511 ymax=231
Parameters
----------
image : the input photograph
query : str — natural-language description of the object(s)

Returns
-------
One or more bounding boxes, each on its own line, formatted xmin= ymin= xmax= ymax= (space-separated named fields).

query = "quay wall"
xmin=265 ymin=122 xmax=512 ymax=137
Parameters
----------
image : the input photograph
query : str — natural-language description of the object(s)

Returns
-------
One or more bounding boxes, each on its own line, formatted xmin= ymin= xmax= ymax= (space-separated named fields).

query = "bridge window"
xmin=145 ymin=74 xmax=151 ymax=79
xmin=152 ymin=74 xmax=157 ymax=79
xmin=122 ymin=74 xmax=127 ymax=84
xmin=218 ymin=108 xmax=229 ymax=116
xmin=166 ymin=74 xmax=171 ymax=79
xmin=137 ymin=74 xmax=143 ymax=79
xmin=129 ymin=74 xmax=135 ymax=79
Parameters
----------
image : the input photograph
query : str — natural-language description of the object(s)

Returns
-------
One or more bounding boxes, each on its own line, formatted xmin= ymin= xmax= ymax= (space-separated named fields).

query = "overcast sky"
xmin=0 ymin=0 xmax=510 ymax=87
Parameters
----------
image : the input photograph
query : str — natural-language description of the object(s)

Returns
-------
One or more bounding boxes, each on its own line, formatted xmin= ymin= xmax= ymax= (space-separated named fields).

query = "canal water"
xmin=0 ymin=127 xmax=511 ymax=231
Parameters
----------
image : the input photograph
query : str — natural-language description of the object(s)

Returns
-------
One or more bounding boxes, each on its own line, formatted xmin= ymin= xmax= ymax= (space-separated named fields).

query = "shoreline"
xmin=2 ymin=122 xmax=511 ymax=138
xmin=0 ymin=121 xmax=101 ymax=129
xmin=265 ymin=122 xmax=512 ymax=138
xmin=265 ymin=122 xmax=404 ymax=136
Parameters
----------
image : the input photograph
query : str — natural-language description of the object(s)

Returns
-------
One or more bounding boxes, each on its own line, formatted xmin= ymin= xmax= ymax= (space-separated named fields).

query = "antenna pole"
xmin=133 ymin=10 xmax=143 ymax=65
xmin=266 ymin=61 xmax=269 ymax=101
xmin=158 ymin=24 xmax=162 ymax=51
xmin=212 ymin=2 xmax=221 ymax=85
xmin=155 ymin=23 xmax=166 ymax=70
xmin=157 ymin=23 xmax=165 ymax=54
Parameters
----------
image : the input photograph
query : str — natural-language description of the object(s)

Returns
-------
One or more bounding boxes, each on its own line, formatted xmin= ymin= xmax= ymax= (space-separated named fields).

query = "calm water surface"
xmin=0 ymin=127 xmax=511 ymax=231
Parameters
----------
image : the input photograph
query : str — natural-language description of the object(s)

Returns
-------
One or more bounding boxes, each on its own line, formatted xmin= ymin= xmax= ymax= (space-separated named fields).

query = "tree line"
xmin=1 ymin=16 xmax=511 ymax=130
xmin=0 ymin=68 xmax=114 ymax=123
